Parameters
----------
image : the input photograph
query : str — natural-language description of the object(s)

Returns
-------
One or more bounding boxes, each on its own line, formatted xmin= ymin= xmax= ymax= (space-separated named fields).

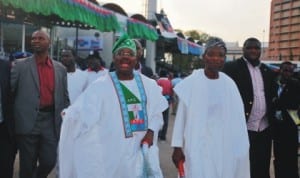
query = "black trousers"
xmin=0 ymin=122 xmax=16 ymax=178
xmin=17 ymin=111 xmax=58 ymax=178
xmin=273 ymin=117 xmax=299 ymax=178
xmin=248 ymin=127 xmax=272 ymax=178
xmin=159 ymin=107 xmax=169 ymax=140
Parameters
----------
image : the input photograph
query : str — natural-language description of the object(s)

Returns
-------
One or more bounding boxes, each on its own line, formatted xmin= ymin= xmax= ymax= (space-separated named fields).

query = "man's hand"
xmin=172 ymin=147 xmax=185 ymax=168
xmin=141 ymin=129 xmax=154 ymax=146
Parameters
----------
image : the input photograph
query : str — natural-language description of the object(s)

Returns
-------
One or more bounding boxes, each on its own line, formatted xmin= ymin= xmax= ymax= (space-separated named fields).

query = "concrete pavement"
xmin=12 ymin=113 xmax=178 ymax=178
xmin=13 ymin=111 xmax=282 ymax=178
xmin=158 ymin=113 xmax=178 ymax=178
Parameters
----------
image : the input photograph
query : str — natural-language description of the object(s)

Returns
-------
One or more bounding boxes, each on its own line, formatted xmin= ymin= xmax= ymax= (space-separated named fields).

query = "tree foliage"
xmin=184 ymin=30 xmax=200 ymax=40
xmin=184 ymin=30 xmax=211 ymax=43
xmin=174 ymin=29 xmax=183 ymax=33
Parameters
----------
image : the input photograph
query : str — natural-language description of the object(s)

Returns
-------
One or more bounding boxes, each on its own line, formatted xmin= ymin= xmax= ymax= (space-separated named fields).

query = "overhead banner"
xmin=177 ymin=37 xmax=203 ymax=56
xmin=177 ymin=38 xmax=189 ymax=54
xmin=155 ymin=13 xmax=177 ymax=38
xmin=115 ymin=13 xmax=128 ymax=37
xmin=68 ymin=36 xmax=103 ymax=51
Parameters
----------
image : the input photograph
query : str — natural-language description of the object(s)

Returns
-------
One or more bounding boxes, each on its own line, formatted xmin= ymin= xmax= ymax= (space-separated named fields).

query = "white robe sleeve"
xmin=230 ymin=81 xmax=250 ymax=178
xmin=58 ymin=108 xmax=83 ymax=178
xmin=146 ymin=78 xmax=168 ymax=133
xmin=171 ymin=72 xmax=193 ymax=148
xmin=222 ymin=74 xmax=250 ymax=178
xmin=58 ymin=81 xmax=102 ymax=178
xmin=141 ymin=76 xmax=168 ymax=178
xmin=148 ymin=111 xmax=164 ymax=133
xmin=171 ymin=100 xmax=187 ymax=147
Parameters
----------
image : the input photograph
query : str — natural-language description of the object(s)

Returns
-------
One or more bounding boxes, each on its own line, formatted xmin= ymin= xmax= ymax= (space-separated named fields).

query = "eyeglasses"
xmin=116 ymin=51 xmax=135 ymax=57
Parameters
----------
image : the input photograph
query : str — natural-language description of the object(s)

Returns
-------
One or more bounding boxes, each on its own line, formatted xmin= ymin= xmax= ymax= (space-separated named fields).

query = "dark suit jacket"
xmin=274 ymin=78 xmax=300 ymax=117
xmin=222 ymin=57 xmax=277 ymax=123
xmin=0 ymin=60 xmax=14 ymax=138
xmin=11 ymin=57 xmax=70 ymax=138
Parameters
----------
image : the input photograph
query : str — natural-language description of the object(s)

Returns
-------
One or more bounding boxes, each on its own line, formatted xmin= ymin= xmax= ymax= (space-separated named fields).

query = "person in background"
xmin=222 ymin=37 xmax=277 ymax=178
xmin=272 ymin=61 xmax=300 ymax=178
xmin=85 ymin=51 xmax=108 ymax=86
xmin=133 ymin=39 xmax=154 ymax=78
xmin=58 ymin=34 xmax=168 ymax=178
xmin=0 ymin=59 xmax=16 ymax=178
xmin=171 ymin=72 xmax=182 ymax=87
xmin=10 ymin=30 xmax=70 ymax=178
xmin=60 ymin=49 xmax=87 ymax=104
xmin=157 ymin=69 xmax=173 ymax=142
xmin=91 ymin=50 xmax=106 ymax=68
xmin=171 ymin=72 xmax=182 ymax=115
xmin=171 ymin=37 xmax=250 ymax=178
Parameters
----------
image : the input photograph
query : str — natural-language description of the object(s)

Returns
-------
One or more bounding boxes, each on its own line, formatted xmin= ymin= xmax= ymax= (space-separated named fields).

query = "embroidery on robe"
xmin=110 ymin=71 xmax=148 ymax=137
xmin=120 ymin=83 xmax=146 ymax=132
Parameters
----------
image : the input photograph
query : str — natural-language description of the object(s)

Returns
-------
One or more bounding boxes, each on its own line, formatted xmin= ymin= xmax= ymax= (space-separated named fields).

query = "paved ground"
xmin=12 ymin=113 xmax=178 ymax=178
xmin=13 ymin=111 xmax=288 ymax=178
xmin=158 ymin=113 xmax=177 ymax=178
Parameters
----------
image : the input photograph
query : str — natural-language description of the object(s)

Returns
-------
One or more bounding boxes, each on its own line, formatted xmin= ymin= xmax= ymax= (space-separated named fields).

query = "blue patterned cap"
xmin=205 ymin=37 xmax=227 ymax=53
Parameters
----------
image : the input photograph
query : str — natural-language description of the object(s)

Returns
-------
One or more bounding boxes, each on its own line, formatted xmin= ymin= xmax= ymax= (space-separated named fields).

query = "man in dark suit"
xmin=222 ymin=37 xmax=276 ymax=178
xmin=11 ymin=30 xmax=70 ymax=178
xmin=273 ymin=61 xmax=300 ymax=178
xmin=0 ymin=59 xmax=16 ymax=178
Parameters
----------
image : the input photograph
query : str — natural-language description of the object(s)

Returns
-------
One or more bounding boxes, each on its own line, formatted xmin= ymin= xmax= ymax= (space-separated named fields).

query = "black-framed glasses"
xmin=116 ymin=51 xmax=135 ymax=57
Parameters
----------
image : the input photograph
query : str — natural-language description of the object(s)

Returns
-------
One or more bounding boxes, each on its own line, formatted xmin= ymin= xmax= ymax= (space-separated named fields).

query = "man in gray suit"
xmin=11 ymin=30 xmax=69 ymax=178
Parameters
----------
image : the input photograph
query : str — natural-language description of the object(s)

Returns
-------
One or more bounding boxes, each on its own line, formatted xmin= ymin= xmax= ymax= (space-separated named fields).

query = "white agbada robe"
xmin=59 ymin=73 xmax=168 ymax=178
xmin=171 ymin=69 xmax=250 ymax=178
xmin=85 ymin=68 xmax=108 ymax=86
xmin=67 ymin=69 xmax=88 ymax=104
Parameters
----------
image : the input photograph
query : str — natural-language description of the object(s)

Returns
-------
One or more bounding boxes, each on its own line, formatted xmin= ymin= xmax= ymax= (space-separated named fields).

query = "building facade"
xmin=268 ymin=0 xmax=300 ymax=61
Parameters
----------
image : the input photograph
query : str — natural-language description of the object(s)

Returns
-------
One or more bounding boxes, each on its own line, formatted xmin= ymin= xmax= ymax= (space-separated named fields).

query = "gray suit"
xmin=11 ymin=57 xmax=69 ymax=137
xmin=11 ymin=57 xmax=69 ymax=178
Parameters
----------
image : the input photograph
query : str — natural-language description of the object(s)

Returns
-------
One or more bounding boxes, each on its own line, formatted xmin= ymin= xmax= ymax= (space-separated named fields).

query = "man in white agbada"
xmin=60 ymin=49 xmax=87 ymax=104
xmin=85 ymin=51 xmax=108 ymax=86
xmin=171 ymin=37 xmax=250 ymax=178
xmin=59 ymin=34 xmax=168 ymax=178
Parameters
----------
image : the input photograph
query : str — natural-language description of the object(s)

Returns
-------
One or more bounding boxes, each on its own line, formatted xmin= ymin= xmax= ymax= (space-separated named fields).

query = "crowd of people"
xmin=0 ymin=29 xmax=300 ymax=178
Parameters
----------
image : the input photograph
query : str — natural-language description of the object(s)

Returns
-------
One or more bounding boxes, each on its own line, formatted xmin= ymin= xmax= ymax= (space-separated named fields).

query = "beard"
xmin=63 ymin=61 xmax=74 ymax=68
xmin=246 ymin=58 xmax=260 ymax=67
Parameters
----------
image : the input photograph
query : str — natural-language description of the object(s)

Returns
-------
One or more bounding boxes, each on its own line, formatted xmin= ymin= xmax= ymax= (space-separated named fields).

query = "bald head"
xmin=32 ymin=30 xmax=50 ymax=40
xmin=31 ymin=30 xmax=51 ymax=54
